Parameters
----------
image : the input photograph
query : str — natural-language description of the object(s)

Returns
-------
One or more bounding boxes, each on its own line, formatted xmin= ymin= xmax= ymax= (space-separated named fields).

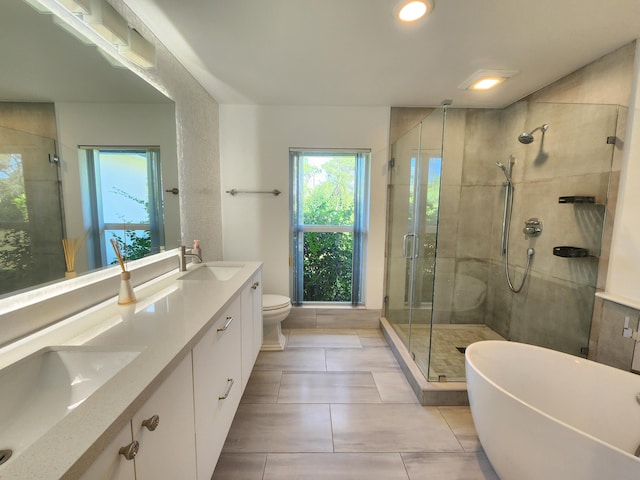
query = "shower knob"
xmin=523 ymin=218 xmax=542 ymax=237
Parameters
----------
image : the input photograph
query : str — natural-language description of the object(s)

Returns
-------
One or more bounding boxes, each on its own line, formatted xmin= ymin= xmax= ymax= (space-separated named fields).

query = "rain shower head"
xmin=518 ymin=123 xmax=549 ymax=144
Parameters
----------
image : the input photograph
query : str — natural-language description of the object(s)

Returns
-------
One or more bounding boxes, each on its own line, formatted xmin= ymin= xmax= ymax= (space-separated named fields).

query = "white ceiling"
xmin=131 ymin=1 xmax=640 ymax=108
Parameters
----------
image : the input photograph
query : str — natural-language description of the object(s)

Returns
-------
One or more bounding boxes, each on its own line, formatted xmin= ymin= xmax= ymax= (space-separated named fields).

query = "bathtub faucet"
xmin=178 ymin=245 xmax=202 ymax=271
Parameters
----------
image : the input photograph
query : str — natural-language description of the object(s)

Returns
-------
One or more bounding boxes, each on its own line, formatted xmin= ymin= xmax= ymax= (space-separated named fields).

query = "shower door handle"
xmin=403 ymin=234 xmax=418 ymax=259
xmin=403 ymin=234 xmax=413 ymax=259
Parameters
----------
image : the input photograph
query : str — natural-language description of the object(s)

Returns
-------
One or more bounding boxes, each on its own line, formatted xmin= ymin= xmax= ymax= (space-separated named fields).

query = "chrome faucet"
xmin=178 ymin=245 xmax=202 ymax=271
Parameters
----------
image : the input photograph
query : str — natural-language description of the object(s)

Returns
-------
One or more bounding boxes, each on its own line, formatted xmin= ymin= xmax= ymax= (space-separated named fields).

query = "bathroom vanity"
xmin=0 ymin=260 xmax=263 ymax=480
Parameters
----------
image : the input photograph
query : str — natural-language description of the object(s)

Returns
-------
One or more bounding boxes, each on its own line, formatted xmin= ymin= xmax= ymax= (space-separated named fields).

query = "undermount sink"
xmin=0 ymin=346 xmax=141 ymax=465
xmin=179 ymin=263 xmax=243 ymax=281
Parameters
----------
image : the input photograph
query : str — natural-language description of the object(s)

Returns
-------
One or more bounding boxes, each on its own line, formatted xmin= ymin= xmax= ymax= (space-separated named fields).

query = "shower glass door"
xmin=0 ymin=127 xmax=64 ymax=295
xmin=384 ymin=108 xmax=444 ymax=378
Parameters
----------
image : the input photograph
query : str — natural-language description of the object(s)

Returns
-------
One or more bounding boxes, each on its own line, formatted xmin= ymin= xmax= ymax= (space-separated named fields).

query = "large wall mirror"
xmin=0 ymin=0 xmax=179 ymax=297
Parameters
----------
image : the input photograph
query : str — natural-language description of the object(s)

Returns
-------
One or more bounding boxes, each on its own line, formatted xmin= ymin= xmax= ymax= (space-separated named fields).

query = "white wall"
xmin=55 ymin=102 xmax=179 ymax=272
xmin=220 ymin=105 xmax=390 ymax=309
xmin=605 ymin=41 xmax=640 ymax=308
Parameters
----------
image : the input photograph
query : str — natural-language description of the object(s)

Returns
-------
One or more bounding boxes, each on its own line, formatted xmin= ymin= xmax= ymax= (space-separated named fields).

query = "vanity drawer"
xmin=192 ymin=297 xmax=242 ymax=480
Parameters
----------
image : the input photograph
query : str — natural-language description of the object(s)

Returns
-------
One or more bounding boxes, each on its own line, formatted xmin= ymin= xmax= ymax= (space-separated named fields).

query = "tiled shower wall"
xmin=429 ymin=41 xmax=640 ymax=362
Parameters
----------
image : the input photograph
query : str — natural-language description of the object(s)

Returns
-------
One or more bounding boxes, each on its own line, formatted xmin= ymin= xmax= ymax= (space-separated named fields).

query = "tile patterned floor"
xmin=212 ymin=328 xmax=499 ymax=480
xmin=393 ymin=324 xmax=505 ymax=381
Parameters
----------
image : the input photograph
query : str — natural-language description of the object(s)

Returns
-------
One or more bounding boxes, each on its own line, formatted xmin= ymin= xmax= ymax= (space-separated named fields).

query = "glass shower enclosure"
xmin=384 ymin=107 xmax=444 ymax=378
xmin=0 ymin=125 xmax=65 ymax=296
xmin=384 ymin=101 xmax=621 ymax=385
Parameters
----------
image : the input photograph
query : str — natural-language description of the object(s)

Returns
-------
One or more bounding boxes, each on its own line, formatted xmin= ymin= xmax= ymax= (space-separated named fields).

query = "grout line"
xmin=275 ymin=370 xmax=283 ymax=404
xmin=261 ymin=453 xmax=267 ymax=480
xmin=399 ymin=452 xmax=412 ymax=480
xmin=329 ymin=403 xmax=336 ymax=453
xmin=437 ymin=406 xmax=466 ymax=451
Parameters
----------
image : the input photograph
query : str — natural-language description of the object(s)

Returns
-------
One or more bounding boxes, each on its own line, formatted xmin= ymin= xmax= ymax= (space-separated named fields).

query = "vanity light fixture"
xmin=57 ymin=0 xmax=90 ymax=15
xmin=119 ymin=29 xmax=156 ymax=69
xmin=458 ymin=69 xmax=519 ymax=91
xmin=394 ymin=0 xmax=434 ymax=23
xmin=83 ymin=0 xmax=128 ymax=45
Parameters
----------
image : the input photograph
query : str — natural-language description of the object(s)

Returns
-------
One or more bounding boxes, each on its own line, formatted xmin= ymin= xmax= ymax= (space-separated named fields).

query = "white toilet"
xmin=261 ymin=294 xmax=291 ymax=351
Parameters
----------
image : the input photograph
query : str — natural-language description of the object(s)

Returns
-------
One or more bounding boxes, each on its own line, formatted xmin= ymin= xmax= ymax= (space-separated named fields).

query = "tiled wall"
xmin=111 ymin=0 xmax=223 ymax=260
xmin=392 ymin=41 xmax=640 ymax=366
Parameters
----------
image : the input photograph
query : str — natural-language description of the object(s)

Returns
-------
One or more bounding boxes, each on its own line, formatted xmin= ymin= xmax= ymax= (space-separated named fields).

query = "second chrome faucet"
xmin=178 ymin=244 xmax=202 ymax=271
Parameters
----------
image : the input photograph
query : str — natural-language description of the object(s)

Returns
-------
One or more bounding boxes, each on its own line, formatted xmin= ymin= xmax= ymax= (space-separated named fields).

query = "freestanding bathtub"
xmin=466 ymin=340 xmax=640 ymax=480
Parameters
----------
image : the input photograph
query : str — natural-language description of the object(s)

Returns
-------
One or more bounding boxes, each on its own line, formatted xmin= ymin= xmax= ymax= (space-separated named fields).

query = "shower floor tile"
xmin=393 ymin=324 xmax=504 ymax=381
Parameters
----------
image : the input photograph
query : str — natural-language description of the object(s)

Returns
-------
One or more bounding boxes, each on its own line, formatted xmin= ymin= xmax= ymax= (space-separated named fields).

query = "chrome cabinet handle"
xmin=119 ymin=440 xmax=139 ymax=460
xmin=217 ymin=316 xmax=233 ymax=332
xmin=219 ymin=378 xmax=234 ymax=400
xmin=251 ymin=281 xmax=260 ymax=290
xmin=142 ymin=414 xmax=160 ymax=431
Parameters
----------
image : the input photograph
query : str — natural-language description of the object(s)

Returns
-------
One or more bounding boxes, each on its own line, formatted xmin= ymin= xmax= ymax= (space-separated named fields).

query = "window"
xmin=290 ymin=149 xmax=370 ymax=305
xmin=83 ymin=147 xmax=164 ymax=268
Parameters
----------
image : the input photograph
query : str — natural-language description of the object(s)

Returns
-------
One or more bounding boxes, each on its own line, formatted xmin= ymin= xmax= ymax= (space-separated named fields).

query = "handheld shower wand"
xmin=496 ymin=157 xmax=535 ymax=293
xmin=496 ymin=161 xmax=513 ymax=186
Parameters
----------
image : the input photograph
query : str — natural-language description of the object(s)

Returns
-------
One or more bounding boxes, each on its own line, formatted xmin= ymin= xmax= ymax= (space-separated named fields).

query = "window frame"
xmin=289 ymin=148 xmax=370 ymax=306
xmin=82 ymin=146 xmax=164 ymax=267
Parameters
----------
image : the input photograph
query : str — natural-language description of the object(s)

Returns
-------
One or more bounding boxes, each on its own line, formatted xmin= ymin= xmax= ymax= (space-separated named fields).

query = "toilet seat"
xmin=263 ymin=294 xmax=291 ymax=311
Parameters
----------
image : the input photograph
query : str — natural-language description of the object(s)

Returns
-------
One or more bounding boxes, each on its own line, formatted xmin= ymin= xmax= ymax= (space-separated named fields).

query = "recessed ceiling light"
xmin=471 ymin=78 xmax=504 ymax=90
xmin=458 ymin=69 xmax=520 ymax=91
xmin=394 ymin=0 xmax=434 ymax=23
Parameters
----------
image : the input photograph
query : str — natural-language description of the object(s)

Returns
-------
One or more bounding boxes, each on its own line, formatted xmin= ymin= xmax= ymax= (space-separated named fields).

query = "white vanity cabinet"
xmin=79 ymin=353 xmax=196 ymax=480
xmin=78 ymin=423 xmax=135 ymax=480
xmin=131 ymin=352 xmax=196 ymax=479
xmin=192 ymin=297 xmax=242 ymax=480
xmin=73 ymin=264 xmax=263 ymax=480
xmin=241 ymin=272 xmax=263 ymax=390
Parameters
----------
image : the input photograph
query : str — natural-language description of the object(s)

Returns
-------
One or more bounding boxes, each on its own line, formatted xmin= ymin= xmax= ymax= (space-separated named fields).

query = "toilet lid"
xmin=263 ymin=294 xmax=291 ymax=311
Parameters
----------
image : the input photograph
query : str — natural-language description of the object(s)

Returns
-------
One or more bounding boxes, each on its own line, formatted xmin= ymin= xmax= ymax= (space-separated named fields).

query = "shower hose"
xmin=503 ymin=184 xmax=534 ymax=293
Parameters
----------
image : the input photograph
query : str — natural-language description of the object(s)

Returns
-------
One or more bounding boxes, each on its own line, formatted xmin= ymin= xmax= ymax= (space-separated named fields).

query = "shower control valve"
xmin=623 ymin=316 xmax=640 ymax=342
xmin=523 ymin=218 xmax=543 ymax=237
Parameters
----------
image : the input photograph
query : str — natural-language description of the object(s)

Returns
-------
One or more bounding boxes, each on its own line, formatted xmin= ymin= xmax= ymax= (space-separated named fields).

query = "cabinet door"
xmin=132 ymin=353 xmax=196 ymax=480
xmin=240 ymin=272 xmax=262 ymax=391
xmin=78 ymin=423 xmax=135 ymax=480
xmin=192 ymin=298 xmax=242 ymax=480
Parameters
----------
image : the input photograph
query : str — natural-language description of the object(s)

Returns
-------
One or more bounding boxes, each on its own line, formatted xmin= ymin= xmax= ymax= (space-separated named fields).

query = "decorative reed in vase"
xmin=110 ymin=238 xmax=136 ymax=305
xmin=62 ymin=230 xmax=89 ymax=278
xmin=61 ymin=238 xmax=79 ymax=278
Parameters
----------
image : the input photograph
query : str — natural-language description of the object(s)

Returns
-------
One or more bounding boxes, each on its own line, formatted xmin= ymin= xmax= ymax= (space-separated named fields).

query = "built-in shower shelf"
xmin=558 ymin=196 xmax=603 ymax=206
xmin=559 ymin=196 xmax=594 ymax=204
xmin=553 ymin=246 xmax=596 ymax=258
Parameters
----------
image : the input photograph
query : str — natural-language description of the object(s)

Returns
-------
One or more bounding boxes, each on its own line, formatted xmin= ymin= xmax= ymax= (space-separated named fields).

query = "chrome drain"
xmin=0 ymin=449 xmax=12 ymax=466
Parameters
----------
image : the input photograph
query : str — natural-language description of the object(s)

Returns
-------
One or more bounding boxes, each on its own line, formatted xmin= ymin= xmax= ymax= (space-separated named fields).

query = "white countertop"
xmin=0 ymin=260 xmax=262 ymax=480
